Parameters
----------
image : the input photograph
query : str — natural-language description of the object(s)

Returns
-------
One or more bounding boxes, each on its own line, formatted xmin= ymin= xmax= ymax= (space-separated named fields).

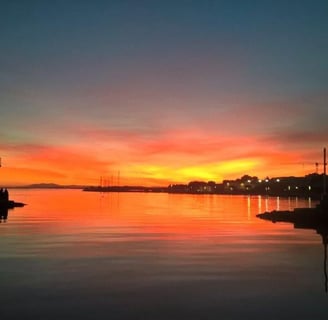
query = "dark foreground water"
xmin=1 ymin=189 xmax=327 ymax=319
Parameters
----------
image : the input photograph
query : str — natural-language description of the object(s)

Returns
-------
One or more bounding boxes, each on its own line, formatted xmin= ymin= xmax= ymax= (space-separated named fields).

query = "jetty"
xmin=0 ymin=189 xmax=25 ymax=223
xmin=0 ymin=188 xmax=25 ymax=209
xmin=257 ymin=147 xmax=328 ymax=228
xmin=0 ymin=199 xmax=25 ymax=209
xmin=0 ymin=157 xmax=25 ymax=210
xmin=256 ymin=196 xmax=328 ymax=228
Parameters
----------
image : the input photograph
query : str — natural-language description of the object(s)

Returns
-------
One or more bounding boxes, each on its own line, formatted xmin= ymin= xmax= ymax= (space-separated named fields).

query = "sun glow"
xmin=0 ymin=126 xmax=320 ymax=186
xmin=216 ymin=159 xmax=262 ymax=175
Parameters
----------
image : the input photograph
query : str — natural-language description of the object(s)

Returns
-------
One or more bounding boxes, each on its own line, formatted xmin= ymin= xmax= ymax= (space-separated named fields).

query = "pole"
xmin=324 ymin=148 xmax=327 ymax=197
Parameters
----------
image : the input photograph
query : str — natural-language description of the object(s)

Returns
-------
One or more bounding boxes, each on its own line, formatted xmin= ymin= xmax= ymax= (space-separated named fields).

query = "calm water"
xmin=1 ymin=189 xmax=327 ymax=319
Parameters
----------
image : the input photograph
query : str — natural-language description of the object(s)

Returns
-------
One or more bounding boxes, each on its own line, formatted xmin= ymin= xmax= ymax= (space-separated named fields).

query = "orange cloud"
xmin=1 ymin=122 xmax=324 ymax=186
xmin=1 ymin=142 xmax=112 ymax=185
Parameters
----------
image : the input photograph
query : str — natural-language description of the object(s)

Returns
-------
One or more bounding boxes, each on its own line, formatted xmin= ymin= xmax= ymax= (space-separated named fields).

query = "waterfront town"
xmin=84 ymin=173 xmax=326 ymax=198
xmin=168 ymin=173 xmax=325 ymax=197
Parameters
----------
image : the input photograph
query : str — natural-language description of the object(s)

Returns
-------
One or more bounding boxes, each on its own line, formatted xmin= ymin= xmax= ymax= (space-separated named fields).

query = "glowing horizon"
xmin=0 ymin=126 xmax=323 ymax=186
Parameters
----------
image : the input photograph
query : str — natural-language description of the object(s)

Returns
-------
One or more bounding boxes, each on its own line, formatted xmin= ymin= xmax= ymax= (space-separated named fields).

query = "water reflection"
xmin=2 ymin=190 xmax=327 ymax=320
xmin=259 ymin=209 xmax=328 ymax=293
xmin=256 ymin=195 xmax=313 ymax=215
xmin=288 ymin=219 xmax=328 ymax=293
xmin=0 ymin=206 xmax=8 ymax=222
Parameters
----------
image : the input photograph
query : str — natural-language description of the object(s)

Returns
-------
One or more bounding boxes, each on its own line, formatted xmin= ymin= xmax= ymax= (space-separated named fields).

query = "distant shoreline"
xmin=7 ymin=183 xmax=85 ymax=190
xmin=4 ymin=184 xmax=322 ymax=199
xmin=4 ymin=173 xmax=326 ymax=200
xmin=82 ymin=185 xmax=322 ymax=199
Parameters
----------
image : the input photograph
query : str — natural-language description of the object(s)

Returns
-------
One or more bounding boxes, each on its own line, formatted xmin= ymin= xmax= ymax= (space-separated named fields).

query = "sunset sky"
xmin=1 ymin=0 xmax=328 ymax=186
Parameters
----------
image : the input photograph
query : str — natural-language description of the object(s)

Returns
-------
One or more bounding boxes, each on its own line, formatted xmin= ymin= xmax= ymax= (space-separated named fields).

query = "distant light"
xmin=259 ymin=179 xmax=262 ymax=183
xmin=308 ymin=186 xmax=312 ymax=191
xmin=265 ymin=179 xmax=269 ymax=183
xmin=295 ymin=186 xmax=298 ymax=190
xmin=288 ymin=186 xmax=291 ymax=190
xmin=276 ymin=179 xmax=280 ymax=182
xmin=247 ymin=179 xmax=251 ymax=183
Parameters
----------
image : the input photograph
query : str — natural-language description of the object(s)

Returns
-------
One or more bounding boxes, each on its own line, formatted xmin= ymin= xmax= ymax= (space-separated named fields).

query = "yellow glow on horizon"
xmin=177 ymin=166 xmax=214 ymax=181
xmin=0 ymin=132 xmax=318 ymax=186
xmin=118 ymin=158 xmax=262 ymax=185
xmin=216 ymin=158 xmax=262 ymax=174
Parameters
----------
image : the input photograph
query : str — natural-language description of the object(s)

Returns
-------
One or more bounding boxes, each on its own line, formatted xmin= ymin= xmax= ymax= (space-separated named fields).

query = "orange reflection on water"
xmin=9 ymin=189 xmax=317 ymax=239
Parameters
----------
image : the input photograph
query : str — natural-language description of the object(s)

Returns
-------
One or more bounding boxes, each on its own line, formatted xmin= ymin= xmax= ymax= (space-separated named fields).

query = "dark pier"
xmin=0 ymin=188 xmax=25 ymax=209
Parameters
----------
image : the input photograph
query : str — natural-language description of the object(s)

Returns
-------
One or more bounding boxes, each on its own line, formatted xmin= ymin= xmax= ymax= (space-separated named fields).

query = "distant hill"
xmin=10 ymin=183 xmax=86 ymax=189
